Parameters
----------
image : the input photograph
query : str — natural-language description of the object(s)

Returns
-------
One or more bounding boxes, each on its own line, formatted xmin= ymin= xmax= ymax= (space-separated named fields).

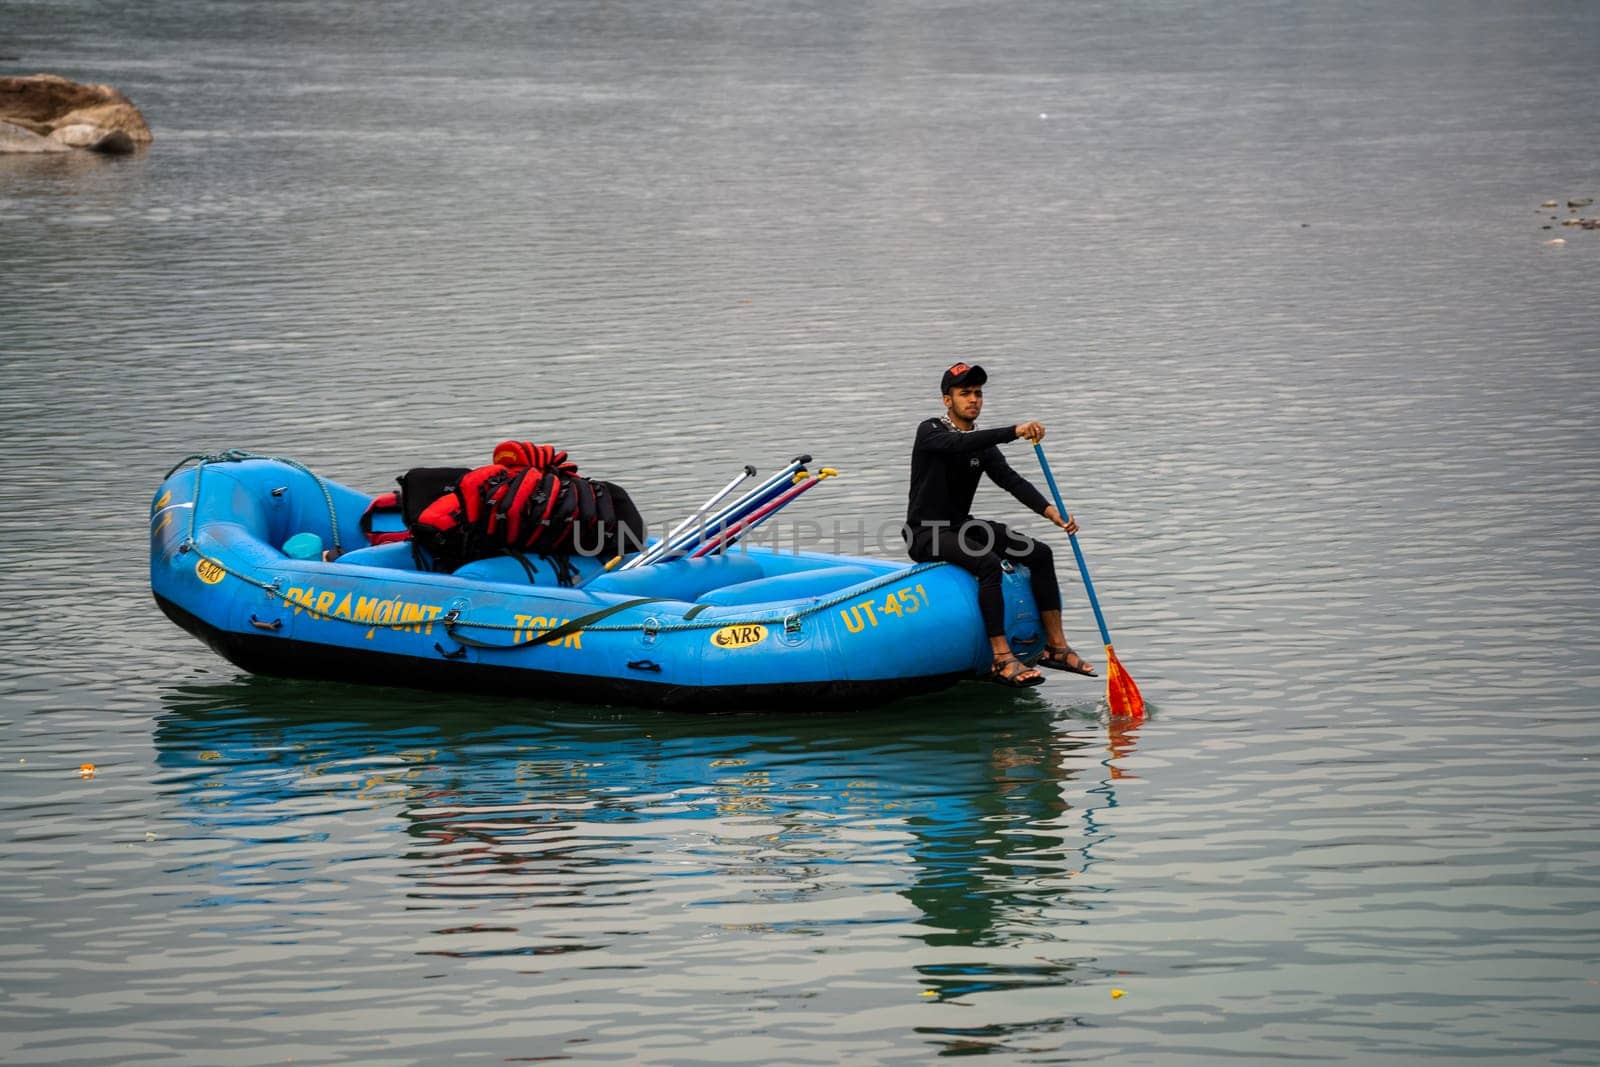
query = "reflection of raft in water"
xmin=150 ymin=455 xmax=1046 ymax=711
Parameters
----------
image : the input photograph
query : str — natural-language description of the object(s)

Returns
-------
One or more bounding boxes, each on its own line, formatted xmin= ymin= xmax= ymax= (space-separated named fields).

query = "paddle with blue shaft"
xmin=621 ymin=461 xmax=786 ymax=571
xmin=1033 ymin=442 xmax=1145 ymax=719
xmin=689 ymin=468 xmax=837 ymax=557
xmin=677 ymin=468 xmax=812 ymax=559
xmin=609 ymin=464 xmax=757 ymax=572
xmin=628 ymin=455 xmax=811 ymax=568
xmin=642 ymin=467 xmax=799 ymax=566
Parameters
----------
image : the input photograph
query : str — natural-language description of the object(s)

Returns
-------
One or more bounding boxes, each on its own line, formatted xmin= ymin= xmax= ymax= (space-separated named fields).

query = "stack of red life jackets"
xmin=360 ymin=440 xmax=639 ymax=570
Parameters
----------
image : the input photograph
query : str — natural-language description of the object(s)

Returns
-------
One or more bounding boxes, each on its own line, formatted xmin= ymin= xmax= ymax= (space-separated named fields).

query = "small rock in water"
xmin=0 ymin=73 xmax=152 ymax=154
xmin=1544 ymin=238 xmax=1566 ymax=247
xmin=1541 ymin=200 xmax=1559 ymax=208
xmin=1569 ymin=197 xmax=1594 ymax=208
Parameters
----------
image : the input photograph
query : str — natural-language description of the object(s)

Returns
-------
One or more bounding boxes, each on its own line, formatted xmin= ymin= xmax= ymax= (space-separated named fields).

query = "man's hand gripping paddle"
xmin=1033 ymin=443 xmax=1146 ymax=719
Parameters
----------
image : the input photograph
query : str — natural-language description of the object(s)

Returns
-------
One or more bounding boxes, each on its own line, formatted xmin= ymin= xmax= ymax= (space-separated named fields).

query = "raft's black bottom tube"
xmin=155 ymin=595 xmax=966 ymax=713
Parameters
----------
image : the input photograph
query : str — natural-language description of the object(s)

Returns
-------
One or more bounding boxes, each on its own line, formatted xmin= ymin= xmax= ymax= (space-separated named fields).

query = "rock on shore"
xmin=0 ymin=73 xmax=151 ymax=154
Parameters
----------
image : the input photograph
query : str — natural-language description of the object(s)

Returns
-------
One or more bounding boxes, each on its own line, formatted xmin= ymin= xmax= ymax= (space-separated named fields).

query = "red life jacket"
xmin=402 ymin=441 xmax=622 ymax=569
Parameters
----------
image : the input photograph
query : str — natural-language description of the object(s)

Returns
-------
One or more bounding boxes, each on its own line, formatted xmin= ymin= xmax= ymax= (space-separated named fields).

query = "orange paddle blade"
xmin=1104 ymin=644 xmax=1145 ymax=720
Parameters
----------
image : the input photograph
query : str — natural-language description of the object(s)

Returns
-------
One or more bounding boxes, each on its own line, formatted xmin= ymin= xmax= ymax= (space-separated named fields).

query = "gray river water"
xmin=3 ymin=1 xmax=1598 ymax=1063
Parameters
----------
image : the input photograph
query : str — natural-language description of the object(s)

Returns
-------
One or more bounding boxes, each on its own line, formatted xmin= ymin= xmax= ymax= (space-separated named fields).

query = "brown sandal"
xmin=1037 ymin=645 xmax=1097 ymax=677
xmin=989 ymin=656 xmax=1046 ymax=688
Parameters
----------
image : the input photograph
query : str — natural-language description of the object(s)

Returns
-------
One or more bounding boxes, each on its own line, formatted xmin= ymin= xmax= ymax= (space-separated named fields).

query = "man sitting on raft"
xmin=904 ymin=362 xmax=1098 ymax=688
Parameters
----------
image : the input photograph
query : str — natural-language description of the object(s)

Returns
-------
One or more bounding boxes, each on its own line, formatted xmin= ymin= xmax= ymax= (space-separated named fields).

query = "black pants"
xmin=907 ymin=519 xmax=1062 ymax=639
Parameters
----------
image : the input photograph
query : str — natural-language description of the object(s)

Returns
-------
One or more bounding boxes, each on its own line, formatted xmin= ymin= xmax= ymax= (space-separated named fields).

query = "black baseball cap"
xmin=940 ymin=362 xmax=987 ymax=393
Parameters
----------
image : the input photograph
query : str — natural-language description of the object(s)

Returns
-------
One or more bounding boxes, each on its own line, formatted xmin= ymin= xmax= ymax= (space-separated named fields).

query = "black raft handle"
xmin=626 ymin=660 xmax=662 ymax=673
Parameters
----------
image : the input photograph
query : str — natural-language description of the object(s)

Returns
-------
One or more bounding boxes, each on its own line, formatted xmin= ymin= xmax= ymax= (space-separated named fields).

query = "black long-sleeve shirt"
xmin=905 ymin=417 xmax=1050 ymax=533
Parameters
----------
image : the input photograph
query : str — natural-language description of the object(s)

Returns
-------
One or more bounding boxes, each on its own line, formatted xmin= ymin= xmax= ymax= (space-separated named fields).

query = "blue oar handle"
xmin=1034 ymin=443 xmax=1112 ymax=648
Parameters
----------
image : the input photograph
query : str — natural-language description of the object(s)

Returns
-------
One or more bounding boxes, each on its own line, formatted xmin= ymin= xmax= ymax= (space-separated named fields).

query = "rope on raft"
xmin=167 ymin=449 xmax=343 ymax=556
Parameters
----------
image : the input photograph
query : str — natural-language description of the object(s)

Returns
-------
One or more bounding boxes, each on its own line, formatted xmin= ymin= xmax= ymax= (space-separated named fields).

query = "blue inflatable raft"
xmin=149 ymin=453 xmax=1047 ymax=711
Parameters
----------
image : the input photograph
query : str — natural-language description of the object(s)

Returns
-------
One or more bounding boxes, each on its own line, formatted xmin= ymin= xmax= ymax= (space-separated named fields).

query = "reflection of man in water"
xmin=904 ymin=362 xmax=1098 ymax=687
xmin=901 ymin=713 xmax=1081 ymax=960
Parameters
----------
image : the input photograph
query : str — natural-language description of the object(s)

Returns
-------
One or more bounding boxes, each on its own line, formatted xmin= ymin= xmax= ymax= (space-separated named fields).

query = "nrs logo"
xmin=711 ymin=624 xmax=768 ymax=649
